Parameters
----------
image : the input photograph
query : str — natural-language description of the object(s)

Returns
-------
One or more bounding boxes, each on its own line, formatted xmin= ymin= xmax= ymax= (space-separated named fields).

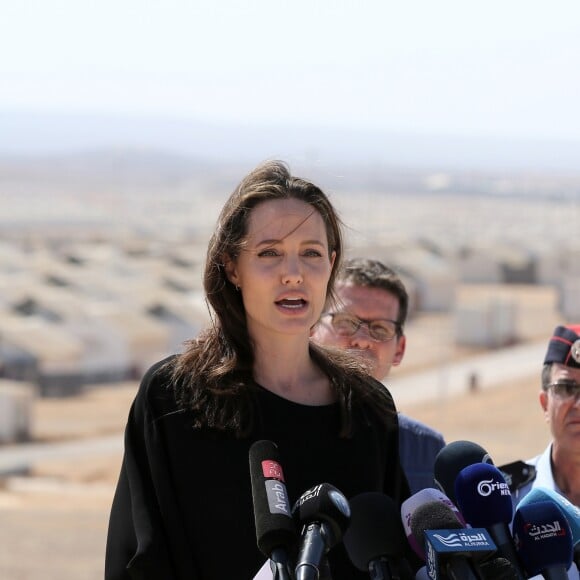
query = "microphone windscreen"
xmin=249 ymin=440 xmax=297 ymax=556
xmin=454 ymin=463 xmax=513 ymax=527
xmin=433 ymin=440 xmax=494 ymax=503
xmin=401 ymin=488 xmax=465 ymax=559
xmin=478 ymin=557 xmax=521 ymax=580
xmin=513 ymin=500 xmax=573 ymax=576
xmin=518 ymin=486 xmax=580 ymax=547
xmin=343 ymin=492 xmax=406 ymax=571
xmin=292 ymin=483 xmax=351 ymax=548
xmin=409 ymin=500 xmax=463 ymax=555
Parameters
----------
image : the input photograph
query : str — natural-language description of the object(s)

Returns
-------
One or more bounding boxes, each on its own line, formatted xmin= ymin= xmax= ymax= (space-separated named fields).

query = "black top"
xmin=105 ymin=357 xmax=413 ymax=580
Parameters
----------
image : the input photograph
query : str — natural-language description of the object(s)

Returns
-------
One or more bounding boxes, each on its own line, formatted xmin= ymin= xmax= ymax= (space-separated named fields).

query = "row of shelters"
xmin=0 ymin=239 xmax=210 ymax=398
xmin=1 ymin=231 xmax=578 ymax=399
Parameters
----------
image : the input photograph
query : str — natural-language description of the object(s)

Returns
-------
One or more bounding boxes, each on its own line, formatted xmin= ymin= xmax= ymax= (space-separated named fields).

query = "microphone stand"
xmin=368 ymin=557 xmax=393 ymax=580
xmin=270 ymin=548 xmax=296 ymax=580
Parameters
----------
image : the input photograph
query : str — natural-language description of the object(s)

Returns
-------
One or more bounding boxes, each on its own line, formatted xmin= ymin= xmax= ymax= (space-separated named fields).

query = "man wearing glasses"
xmin=510 ymin=324 xmax=580 ymax=507
xmin=311 ymin=257 xmax=445 ymax=493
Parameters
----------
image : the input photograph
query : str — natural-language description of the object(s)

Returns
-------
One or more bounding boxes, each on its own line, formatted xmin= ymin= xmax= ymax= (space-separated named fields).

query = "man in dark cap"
xmin=311 ymin=257 xmax=445 ymax=493
xmin=510 ymin=324 xmax=580 ymax=507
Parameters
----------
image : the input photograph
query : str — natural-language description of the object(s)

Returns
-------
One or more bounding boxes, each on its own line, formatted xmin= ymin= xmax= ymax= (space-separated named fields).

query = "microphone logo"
xmin=426 ymin=540 xmax=437 ymax=579
xmin=432 ymin=533 xmax=464 ymax=547
xmin=265 ymin=480 xmax=291 ymax=515
xmin=523 ymin=520 xmax=567 ymax=540
xmin=329 ymin=489 xmax=351 ymax=518
xmin=482 ymin=453 xmax=493 ymax=464
xmin=476 ymin=478 xmax=510 ymax=497
xmin=261 ymin=459 xmax=285 ymax=482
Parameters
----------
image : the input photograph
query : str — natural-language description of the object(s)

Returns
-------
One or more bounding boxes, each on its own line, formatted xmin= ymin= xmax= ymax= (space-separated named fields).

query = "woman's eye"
xmin=258 ymin=249 xmax=279 ymax=257
xmin=304 ymin=249 xmax=323 ymax=257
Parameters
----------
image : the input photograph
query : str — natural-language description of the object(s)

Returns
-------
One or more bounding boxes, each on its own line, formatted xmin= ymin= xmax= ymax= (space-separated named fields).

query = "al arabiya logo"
xmin=477 ymin=478 xmax=510 ymax=496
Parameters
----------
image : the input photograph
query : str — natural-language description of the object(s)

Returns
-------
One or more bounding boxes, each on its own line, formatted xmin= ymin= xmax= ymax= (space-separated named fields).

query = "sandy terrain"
xmin=0 ymin=372 xmax=552 ymax=580
xmin=0 ymin=287 xmax=560 ymax=579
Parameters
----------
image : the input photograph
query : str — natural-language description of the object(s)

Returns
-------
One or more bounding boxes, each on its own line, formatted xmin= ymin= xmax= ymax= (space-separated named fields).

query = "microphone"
xmin=513 ymin=500 xmax=573 ymax=580
xmin=517 ymin=486 xmax=580 ymax=569
xmin=400 ymin=488 xmax=466 ymax=560
xmin=249 ymin=440 xmax=297 ymax=580
xmin=433 ymin=440 xmax=494 ymax=504
xmin=417 ymin=557 xmax=521 ymax=580
xmin=454 ymin=462 xmax=526 ymax=579
xmin=292 ymin=483 xmax=351 ymax=580
xmin=478 ymin=557 xmax=522 ymax=580
xmin=409 ymin=500 xmax=496 ymax=580
xmin=343 ymin=491 xmax=409 ymax=580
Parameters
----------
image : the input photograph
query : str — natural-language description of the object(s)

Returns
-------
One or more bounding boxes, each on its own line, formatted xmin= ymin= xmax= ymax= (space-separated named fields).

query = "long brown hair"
xmin=168 ymin=160 xmax=392 ymax=435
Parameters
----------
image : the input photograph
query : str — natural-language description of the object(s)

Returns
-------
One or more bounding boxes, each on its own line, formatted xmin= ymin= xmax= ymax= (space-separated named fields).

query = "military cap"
xmin=544 ymin=324 xmax=580 ymax=368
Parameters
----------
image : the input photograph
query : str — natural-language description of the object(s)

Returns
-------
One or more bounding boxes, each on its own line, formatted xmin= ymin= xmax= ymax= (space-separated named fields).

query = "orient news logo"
xmin=477 ymin=478 xmax=510 ymax=497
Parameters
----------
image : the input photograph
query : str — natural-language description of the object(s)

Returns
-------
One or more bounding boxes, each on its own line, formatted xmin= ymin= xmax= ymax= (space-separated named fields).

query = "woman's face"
xmin=226 ymin=198 xmax=335 ymax=342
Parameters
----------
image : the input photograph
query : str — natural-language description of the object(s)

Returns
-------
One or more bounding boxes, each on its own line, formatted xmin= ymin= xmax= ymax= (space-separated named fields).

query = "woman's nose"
xmin=281 ymin=256 xmax=303 ymax=285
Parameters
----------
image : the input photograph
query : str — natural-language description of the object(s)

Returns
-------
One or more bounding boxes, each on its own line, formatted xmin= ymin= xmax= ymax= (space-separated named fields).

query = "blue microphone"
xmin=517 ymin=486 xmax=580 ymax=569
xmin=513 ymin=500 xmax=573 ymax=580
xmin=454 ymin=462 xmax=526 ymax=579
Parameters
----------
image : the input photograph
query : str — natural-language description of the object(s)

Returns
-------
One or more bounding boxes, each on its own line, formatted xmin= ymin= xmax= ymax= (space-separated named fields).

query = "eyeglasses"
xmin=323 ymin=312 xmax=401 ymax=342
xmin=547 ymin=380 xmax=580 ymax=400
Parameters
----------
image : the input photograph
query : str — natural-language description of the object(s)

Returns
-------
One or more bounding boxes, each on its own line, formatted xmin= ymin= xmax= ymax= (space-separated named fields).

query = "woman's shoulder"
xmin=134 ymin=354 xmax=180 ymax=414
xmin=351 ymin=371 xmax=395 ymax=401
xmin=138 ymin=355 xmax=177 ymax=391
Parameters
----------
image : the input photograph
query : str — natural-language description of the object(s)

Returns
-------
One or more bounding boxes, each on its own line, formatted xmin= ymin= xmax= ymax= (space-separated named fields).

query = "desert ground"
xmin=0 ymin=373 xmax=549 ymax=580
xmin=0 ymin=294 xmax=556 ymax=579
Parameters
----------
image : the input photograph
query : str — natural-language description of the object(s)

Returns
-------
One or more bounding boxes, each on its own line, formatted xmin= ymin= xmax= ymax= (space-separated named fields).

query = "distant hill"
xmin=2 ymin=110 xmax=580 ymax=177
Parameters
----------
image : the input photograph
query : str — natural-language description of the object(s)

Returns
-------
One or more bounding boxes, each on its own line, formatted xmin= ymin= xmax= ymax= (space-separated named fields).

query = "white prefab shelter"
xmin=457 ymin=248 xmax=502 ymax=284
xmin=0 ymin=380 xmax=37 ymax=443
xmin=454 ymin=298 xmax=518 ymax=348
xmin=559 ymin=276 xmax=580 ymax=321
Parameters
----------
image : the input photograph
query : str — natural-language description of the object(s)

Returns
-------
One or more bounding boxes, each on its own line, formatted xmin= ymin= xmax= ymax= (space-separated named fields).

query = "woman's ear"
xmin=224 ymin=255 xmax=239 ymax=286
xmin=329 ymin=251 xmax=336 ymax=269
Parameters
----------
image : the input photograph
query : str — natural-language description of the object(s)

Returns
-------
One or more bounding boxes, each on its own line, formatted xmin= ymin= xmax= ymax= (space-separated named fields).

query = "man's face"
xmin=311 ymin=282 xmax=406 ymax=381
xmin=540 ymin=363 xmax=580 ymax=453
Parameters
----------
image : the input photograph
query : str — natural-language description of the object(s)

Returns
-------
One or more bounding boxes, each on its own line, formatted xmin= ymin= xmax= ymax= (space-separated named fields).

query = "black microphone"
xmin=292 ymin=483 xmax=351 ymax=580
xmin=478 ymin=557 xmax=521 ymax=580
xmin=433 ymin=440 xmax=494 ymax=504
xmin=409 ymin=500 xmax=496 ymax=580
xmin=513 ymin=500 xmax=573 ymax=580
xmin=249 ymin=440 xmax=298 ymax=580
xmin=343 ymin=492 xmax=409 ymax=580
xmin=454 ymin=462 xmax=526 ymax=579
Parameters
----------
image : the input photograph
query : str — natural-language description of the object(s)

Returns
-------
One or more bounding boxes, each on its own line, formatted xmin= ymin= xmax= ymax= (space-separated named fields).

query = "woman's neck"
xmin=252 ymin=336 xmax=335 ymax=405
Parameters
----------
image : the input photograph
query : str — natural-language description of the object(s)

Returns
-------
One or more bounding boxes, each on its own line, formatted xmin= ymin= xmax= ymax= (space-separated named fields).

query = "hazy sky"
xmin=2 ymin=0 xmax=580 ymax=141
